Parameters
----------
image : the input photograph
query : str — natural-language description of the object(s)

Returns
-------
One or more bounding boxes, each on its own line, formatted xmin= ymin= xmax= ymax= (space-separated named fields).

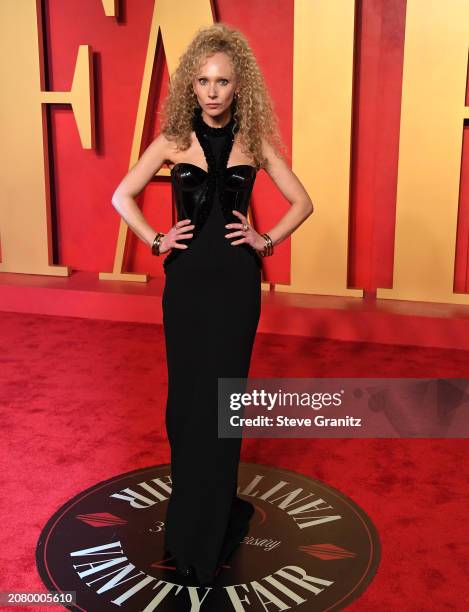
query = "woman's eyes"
xmin=199 ymin=79 xmax=228 ymax=85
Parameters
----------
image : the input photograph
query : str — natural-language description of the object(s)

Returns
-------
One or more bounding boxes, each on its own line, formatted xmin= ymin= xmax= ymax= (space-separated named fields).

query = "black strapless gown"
xmin=161 ymin=113 xmax=262 ymax=585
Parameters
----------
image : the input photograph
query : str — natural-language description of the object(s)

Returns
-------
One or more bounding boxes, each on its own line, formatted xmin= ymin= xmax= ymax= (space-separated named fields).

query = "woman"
xmin=112 ymin=23 xmax=313 ymax=586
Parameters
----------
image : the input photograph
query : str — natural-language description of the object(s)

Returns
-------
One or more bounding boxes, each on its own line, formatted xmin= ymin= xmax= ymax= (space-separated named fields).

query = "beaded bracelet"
xmin=151 ymin=232 xmax=165 ymax=256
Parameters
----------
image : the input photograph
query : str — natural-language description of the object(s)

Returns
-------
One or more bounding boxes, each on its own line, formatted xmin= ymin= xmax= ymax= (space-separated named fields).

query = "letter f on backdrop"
xmin=0 ymin=0 xmax=95 ymax=275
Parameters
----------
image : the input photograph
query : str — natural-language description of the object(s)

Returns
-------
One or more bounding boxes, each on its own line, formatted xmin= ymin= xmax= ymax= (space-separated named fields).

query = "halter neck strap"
xmin=192 ymin=106 xmax=237 ymax=138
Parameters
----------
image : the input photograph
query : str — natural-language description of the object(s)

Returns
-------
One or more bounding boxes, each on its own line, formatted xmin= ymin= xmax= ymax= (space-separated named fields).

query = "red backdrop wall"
xmin=42 ymin=0 xmax=469 ymax=291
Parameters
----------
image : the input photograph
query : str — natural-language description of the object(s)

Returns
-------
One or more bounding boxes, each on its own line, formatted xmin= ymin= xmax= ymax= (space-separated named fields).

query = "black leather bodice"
xmin=170 ymin=162 xmax=257 ymax=227
xmin=163 ymin=109 xmax=258 ymax=272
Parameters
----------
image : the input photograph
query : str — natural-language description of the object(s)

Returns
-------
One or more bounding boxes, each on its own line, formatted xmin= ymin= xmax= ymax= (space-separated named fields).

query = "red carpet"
xmin=1 ymin=310 xmax=468 ymax=610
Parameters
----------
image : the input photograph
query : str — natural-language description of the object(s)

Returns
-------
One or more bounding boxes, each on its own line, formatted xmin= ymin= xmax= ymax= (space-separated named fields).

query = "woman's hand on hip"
xmin=159 ymin=219 xmax=194 ymax=254
xmin=225 ymin=210 xmax=265 ymax=251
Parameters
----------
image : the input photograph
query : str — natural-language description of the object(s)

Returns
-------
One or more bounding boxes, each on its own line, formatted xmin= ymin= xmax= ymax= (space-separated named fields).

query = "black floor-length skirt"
xmin=161 ymin=191 xmax=261 ymax=585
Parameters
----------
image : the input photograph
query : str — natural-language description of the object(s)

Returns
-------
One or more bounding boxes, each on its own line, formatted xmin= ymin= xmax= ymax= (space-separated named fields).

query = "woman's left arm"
xmin=258 ymin=137 xmax=314 ymax=248
xmin=226 ymin=137 xmax=314 ymax=252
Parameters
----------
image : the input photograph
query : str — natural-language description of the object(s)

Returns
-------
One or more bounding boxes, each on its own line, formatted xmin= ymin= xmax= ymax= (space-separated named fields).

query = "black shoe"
xmin=176 ymin=563 xmax=195 ymax=580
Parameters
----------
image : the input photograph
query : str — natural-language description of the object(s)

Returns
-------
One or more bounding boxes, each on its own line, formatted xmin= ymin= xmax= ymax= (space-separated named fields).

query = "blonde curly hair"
xmin=159 ymin=22 xmax=287 ymax=170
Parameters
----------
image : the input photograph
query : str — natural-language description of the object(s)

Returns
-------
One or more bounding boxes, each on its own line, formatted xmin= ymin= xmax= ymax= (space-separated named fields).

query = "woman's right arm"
xmin=111 ymin=134 xmax=193 ymax=253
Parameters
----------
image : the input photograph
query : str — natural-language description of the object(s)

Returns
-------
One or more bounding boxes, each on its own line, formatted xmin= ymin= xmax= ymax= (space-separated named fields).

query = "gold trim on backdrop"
xmin=101 ymin=0 xmax=119 ymax=18
xmin=377 ymin=0 xmax=469 ymax=305
xmin=274 ymin=0 xmax=362 ymax=298
xmin=39 ymin=45 xmax=95 ymax=150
